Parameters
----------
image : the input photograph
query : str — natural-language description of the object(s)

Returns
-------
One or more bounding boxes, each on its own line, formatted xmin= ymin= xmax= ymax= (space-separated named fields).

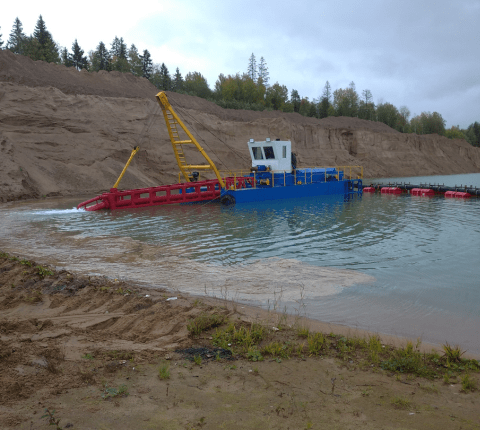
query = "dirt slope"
xmin=1 ymin=49 xmax=480 ymax=202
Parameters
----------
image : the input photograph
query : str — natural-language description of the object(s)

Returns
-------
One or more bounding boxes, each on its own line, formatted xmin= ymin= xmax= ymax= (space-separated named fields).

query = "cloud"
xmin=1 ymin=0 xmax=478 ymax=128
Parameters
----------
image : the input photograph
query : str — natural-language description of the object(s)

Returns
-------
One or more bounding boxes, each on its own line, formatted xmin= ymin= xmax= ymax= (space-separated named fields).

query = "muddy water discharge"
xmin=1 ymin=173 xmax=480 ymax=354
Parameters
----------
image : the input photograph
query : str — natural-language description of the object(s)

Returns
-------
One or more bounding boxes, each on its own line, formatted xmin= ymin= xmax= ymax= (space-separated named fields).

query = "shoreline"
xmin=1 ymin=251 xmax=479 ymax=429
xmin=1 ymin=247 xmax=478 ymax=360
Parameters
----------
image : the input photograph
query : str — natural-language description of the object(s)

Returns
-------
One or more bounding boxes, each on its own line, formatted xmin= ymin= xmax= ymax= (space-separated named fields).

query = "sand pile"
xmin=1 ymin=49 xmax=480 ymax=202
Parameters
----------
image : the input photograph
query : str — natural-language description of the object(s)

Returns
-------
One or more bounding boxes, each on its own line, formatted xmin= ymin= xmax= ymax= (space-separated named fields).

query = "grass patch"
xmin=390 ymin=396 xmax=412 ymax=410
xmin=36 ymin=265 xmax=54 ymax=278
xmin=187 ymin=313 xmax=226 ymax=337
xmin=461 ymin=373 xmax=477 ymax=392
xmin=212 ymin=322 xmax=266 ymax=352
xmin=158 ymin=363 xmax=170 ymax=380
xmin=101 ymin=383 xmax=129 ymax=400
xmin=82 ymin=353 xmax=95 ymax=360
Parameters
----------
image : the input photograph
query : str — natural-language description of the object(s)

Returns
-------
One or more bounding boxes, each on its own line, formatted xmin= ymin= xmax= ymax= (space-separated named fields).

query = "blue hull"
xmin=221 ymin=179 xmax=362 ymax=204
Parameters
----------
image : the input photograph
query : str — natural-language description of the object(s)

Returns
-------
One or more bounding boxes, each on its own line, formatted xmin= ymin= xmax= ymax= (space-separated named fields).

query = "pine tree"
xmin=29 ymin=15 xmax=59 ymax=63
xmin=70 ymin=39 xmax=88 ymax=70
xmin=7 ymin=18 xmax=26 ymax=54
xmin=258 ymin=57 xmax=269 ymax=87
xmin=159 ymin=63 xmax=171 ymax=90
xmin=128 ymin=44 xmax=142 ymax=76
xmin=318 ymin=81 xmax=332 ymax=118
xmin=140 ymin=49 xmax=153 ymax=79
xmin=247 ymin=53 xmax=257 ymax=82
xmin=60 ymin=47 xmax=73 ymax=67
xmin=110 ymin=36 xmax=129 ymax=72
xmin=290 ymin=89 xmax=301 ymax=112
xmin=90 ymin=41 xmax=110 ymax=71
xmin=172 ymin=67 xmax=184 ymax=92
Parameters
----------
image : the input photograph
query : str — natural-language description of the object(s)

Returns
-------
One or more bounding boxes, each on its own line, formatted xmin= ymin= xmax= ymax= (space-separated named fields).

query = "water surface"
xmin=1 ymin=173 xmax=479 ymax=354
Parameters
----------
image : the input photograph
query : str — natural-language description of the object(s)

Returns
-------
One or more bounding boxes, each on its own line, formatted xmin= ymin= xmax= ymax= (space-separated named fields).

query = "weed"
xmin=158 ymin=363 xmax=171 ymax=380
xmin=307 ymin=332 xmax=326 ymax=356
xmin=361 ymin=387 xmax=372 ymax=397
xmin=36 ymin=265 xmax=54 ymax=278
xmin=187 ymin=313 xmax=226 ymax=337
xmin=115 ymin=287 xmax=132 ymax=295
xmin=443 ymin=372 xmax=451 ymax=384
xmin=246 ymin=348 xmax=263 ymax=362
xmin=253 ymin=367 xmax=259 ymax=374
xmin=41 ymin=408 xmax=62 ymax=429
xmin=193 ymin=355 xmax=202 ymax=366
xmin=420 ymin=384 xmax=439 ymax=394
xmin=24 ymin=290 xmax=43 ymax=303
xmin=262 ymin=341 xmax=292 ymax=359
xmin=367 ymin=335 xmax=383 ymax=353
xmin=20 ymin=259 xmax=33 ymax=266
xmin=442 ymin=343 xmax=465 ymax=363
xmin=101 ymin=383 xmax=129 ymax=400
xmin=212 ymin=322 xmax=265 ymax=352
xmin=390 ymin=396 xmax=412 ymax=409
xmin=461 ymin=373 xmax=477 ymax=392
xmin=106 ymin=350 xmax=134 ymax=360
xmin=295 ymin=342 xmax=305 ymax=356
xmin=82 ymin=353 xmax=95 ymax=360
xmin=297 ymin=326 xmax=310 ymax=338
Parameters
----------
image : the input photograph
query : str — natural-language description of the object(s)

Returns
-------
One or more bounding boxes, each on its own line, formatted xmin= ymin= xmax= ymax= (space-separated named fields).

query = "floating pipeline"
xmin=365 ymin=183 xmax=480 ymax=198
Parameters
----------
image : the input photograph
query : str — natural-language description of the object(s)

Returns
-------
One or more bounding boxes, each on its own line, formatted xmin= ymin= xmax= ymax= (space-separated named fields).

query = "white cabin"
xmin=248 ymin=139 xmax=292 ymax=173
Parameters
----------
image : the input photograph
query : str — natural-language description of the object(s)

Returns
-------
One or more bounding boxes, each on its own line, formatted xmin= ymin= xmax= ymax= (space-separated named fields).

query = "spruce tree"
xmin=290 ymin=89 xmax=301 ymax=113
xmin=70 ymin=39 xmax=88 ymax=70
xmin=140 ymin=49 xmax=153 ymax=79
xmin=110 ymin=36 xmax=129 ymax=72
xmin=173 ymin=67 xmax=184 ymax=92
xmin=318 ymin=81 xmax=332 ymax=118
xmin=258 ymin=57 xmax=269 ymax=87
xmin=61 ymin=47 xmax=73 ymax=67
xmin=7 ymin=18 xmax=26 ymax=54
xmin=30 ymin=15 xmax=59 ymax=63
xmin=159 ymin=63 xmax=171 ymax=90
xmin=91 ymin=41 xmax=110 ymax=71
xmin=128 ymin=44 xmax=142 ymax=76
xmin=247 ymin=53 xmax=257 ymax=82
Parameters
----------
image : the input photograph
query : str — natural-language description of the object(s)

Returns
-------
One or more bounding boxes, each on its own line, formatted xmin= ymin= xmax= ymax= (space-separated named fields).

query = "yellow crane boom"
xmin=155 ymin=91 xmax=225 ymax=189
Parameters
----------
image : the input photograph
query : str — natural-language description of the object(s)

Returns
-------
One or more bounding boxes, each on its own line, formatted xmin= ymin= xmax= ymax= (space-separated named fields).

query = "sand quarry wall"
xmin=1 ymin=49 xmax=480 ymax=202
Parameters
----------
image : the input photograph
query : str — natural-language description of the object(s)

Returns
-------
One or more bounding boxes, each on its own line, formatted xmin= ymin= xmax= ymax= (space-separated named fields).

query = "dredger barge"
xmin=77 ymin=91 xmax=363 ymax=211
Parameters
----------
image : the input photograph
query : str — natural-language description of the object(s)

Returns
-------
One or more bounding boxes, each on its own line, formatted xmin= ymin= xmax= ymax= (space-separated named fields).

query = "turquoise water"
xmin=1 ymin=173 xmax=479 ymax=354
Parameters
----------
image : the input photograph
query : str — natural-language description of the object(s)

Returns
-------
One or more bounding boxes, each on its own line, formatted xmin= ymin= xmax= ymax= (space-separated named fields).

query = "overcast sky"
xmin=1 ymin=0 xmax=479 ymax=128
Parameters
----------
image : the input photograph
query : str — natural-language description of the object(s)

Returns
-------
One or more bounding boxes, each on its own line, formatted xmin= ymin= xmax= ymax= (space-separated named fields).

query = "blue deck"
xmin=220 ymin=169 xmax=362 ymax=204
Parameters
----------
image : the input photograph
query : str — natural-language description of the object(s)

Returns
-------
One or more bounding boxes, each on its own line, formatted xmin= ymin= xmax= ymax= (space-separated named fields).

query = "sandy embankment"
xmin=1 ymin=253 xmax=479 ymax=429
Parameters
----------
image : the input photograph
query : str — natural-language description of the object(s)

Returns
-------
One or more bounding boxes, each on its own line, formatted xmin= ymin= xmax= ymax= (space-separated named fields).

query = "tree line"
xmin=1 ymin=17 xmax=478 ymax=147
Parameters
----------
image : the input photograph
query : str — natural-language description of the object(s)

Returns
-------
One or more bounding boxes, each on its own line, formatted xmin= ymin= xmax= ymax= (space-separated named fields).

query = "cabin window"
xmin=282 ymin=146 xmax=287 ymax=158
xmin=252 ymin=147 xmax=264 ymax=160
xmin=264 ymin=146 xmax=275 ymax=159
